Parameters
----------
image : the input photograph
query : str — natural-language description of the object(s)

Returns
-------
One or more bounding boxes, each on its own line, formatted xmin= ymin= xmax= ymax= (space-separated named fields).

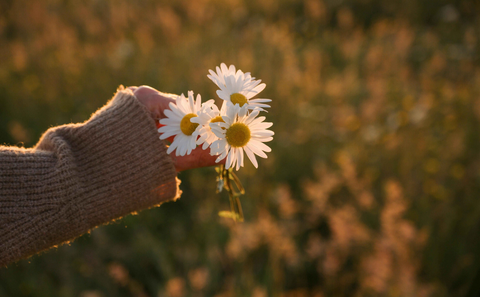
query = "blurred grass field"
xmin=1 ymin=0 xmax=480 ymax=296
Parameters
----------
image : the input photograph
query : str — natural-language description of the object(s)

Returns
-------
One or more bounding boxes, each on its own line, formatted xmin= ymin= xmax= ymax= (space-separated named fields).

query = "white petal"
xmin=250 ymin=103 xmax=271 ymax=109
xmin=163 ymin=109 xmax=181 ymax=120
xmin=225 ymin=149 xmax=234 ymax=169
xmin=160 ymin=118 xmax=182 ymax=125
xmin=157 ymin=125 xmax=170 ymax=133
xmin=226 ymin=104 xmax=236 ymax=120
xmin=247 ymin=142 xmax=268 ymax=158
xmin=190 ymin=117 xmax=201 ymax=124
xmin=237 ymin=147 xmax=244 ymax=170
xmin=202 ymin=141 xmax=210 ymax=150
xmin=220 ymin=63 xmax=229 ymax=74
xmin=250 ymin=122 xmax=273 ymax=130
xmin=225 ymin=75 xmax=235 ymax=93
xmin=215 ymin=149 xmax=227 ymax=162
xmin=203 ymin=99 xmax=215 ymax=107
xmin=249 ymin=116 xmax=267 ymax=126
xmin=196 ymin=135 xmax=207 ymax=145
xmin=159 ymin=129 xmax=180 ymax=140
xmin=249 ymin=139 xmax=272 ymax=153
xmin=251 ymin=131 xmax=275 ymax=138
xmin=216 ymin=90 xmax=229 ymax=101
xmin=195 ymin=93 xmax=202 ymax=111
xmin=166 ymin=145 xmax=175 ymax=154
xmin=189 ymin=135 xmax=196 ymax=149
xmin=252 ymin=83 xmax=266 ymax=94
xmin=173 ymin=136 xmax=184 ymax=156
xmin=177 ymin=97 xmax=189 ymax=114
xmin=249 ymin=98 xmax=272 ymax=103
xmin=239 ymin=105 xmax=248 ymax=117
xmin=245 ymin=108 xmax=260 ymax=120
xmin=244 ymin=146 xmax=258 ymax=168
xmin=188 ymin=91 xmax=195 ymax=112
xmin=256 ymin=136 xmax=273 ymax=142
xmin=168 ymin=138 xmax=180 ymax=154
xmin=158 ymin=125 xmax=180 ymax=134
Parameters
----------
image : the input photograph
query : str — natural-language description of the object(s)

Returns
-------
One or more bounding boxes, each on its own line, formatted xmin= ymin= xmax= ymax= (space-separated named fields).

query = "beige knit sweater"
xmin=0 ymin=89 xmax=180 ymax=267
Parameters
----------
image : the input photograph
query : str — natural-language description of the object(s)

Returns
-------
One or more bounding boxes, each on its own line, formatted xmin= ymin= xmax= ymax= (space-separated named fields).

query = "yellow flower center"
xmin=210 ymin=116 xmax=225 ymax=124
xmin=180 ymin=113 xmax=199 ymax=135
xmin=225 ymin=122 xmax=251 ymax=147
xmin=230 ymin=93 xmax=248 ymax=107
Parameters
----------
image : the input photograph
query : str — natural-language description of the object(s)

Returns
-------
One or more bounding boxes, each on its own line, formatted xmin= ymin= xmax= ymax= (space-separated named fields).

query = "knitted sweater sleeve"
xmin=0 ymin=89 xmax=181 ymax=266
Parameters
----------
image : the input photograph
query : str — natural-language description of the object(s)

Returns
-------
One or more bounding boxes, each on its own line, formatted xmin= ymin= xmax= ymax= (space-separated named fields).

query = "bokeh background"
xmin=1 ymin=0 xmax=480 ymax=296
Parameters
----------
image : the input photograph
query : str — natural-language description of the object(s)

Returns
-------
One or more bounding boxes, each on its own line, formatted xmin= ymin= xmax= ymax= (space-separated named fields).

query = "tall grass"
xmin=1 ymin=0 xmax=480 ymax=296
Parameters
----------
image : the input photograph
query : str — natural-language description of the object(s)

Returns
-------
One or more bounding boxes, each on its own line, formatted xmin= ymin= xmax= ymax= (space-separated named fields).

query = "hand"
xmin=131 ymin=85 xmax=224 ymax=172
xmin=130 ymin=85 xmax=176 ymax=119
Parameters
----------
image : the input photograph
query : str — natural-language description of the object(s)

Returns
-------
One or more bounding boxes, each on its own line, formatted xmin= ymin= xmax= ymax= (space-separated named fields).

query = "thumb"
xmin=134 ymin=86 xmax=176 ymax=119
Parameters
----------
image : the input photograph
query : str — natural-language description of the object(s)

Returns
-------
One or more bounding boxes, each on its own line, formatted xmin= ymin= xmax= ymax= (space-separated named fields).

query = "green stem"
xmin=216 ymin=165 xmax=245 ymax=222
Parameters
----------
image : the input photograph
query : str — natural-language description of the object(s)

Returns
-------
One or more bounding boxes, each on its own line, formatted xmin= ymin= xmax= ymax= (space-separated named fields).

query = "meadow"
xmin=1 ymin=0 xmax=480 ymax=296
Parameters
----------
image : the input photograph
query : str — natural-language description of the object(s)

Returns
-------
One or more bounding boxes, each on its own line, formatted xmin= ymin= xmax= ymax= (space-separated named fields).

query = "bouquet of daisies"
xmin=157 ymin=63 xmax=274 ymax=221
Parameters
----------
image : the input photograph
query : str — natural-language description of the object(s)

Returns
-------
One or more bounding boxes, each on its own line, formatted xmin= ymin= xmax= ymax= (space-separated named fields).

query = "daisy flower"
xmin=207 ymin=63 xmax=252 ymax=88
xmin=158 ymin=91 xmax=202 ymax=156
xmin=210 ymin=103 xmax=274 ymax=171
xmin=191 ymin=100 xmax=228 ymax=150
xmin=207 ymin=63 xmax=271 ymax=111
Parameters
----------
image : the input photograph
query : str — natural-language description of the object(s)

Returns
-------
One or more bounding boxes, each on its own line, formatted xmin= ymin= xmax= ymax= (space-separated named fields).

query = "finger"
xmin=127 ymin=86 xmax=138 ymax=92
xmin=134 ymin=85 xmax=177 ymax=101
xmin=133 ymin=85 xmax=160 ymax=97
xmin=171 ymin=146 xmax=225 ymax=172
xmin=134 ymin=86 xmax=177 ymax=119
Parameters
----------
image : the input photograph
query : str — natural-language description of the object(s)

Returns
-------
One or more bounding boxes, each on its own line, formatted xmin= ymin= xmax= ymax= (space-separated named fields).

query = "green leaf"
xmin=218 ymin=211 xmax=243 ymax=221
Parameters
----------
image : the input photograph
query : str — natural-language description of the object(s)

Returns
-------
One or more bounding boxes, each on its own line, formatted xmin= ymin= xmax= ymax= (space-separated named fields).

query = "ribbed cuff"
xmin=73 ymin=88 xmax=181 ymax=229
